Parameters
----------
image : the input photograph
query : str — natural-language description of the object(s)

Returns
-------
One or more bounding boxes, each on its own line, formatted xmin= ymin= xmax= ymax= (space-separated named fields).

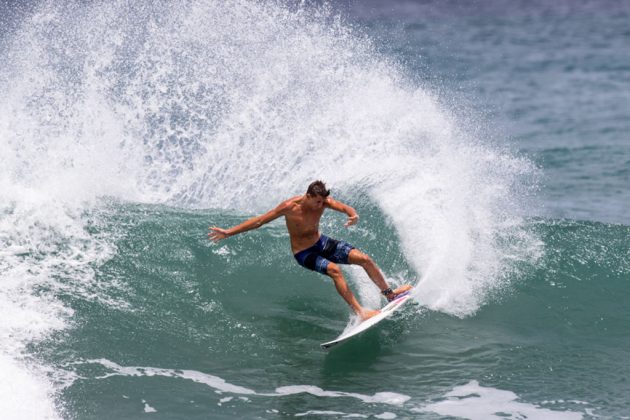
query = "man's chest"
xmin=286 ymin=209 xmax=324 ymax=228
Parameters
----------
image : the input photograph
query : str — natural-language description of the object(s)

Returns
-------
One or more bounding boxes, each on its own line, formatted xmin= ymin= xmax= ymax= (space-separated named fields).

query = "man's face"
xmin=305 ymin=194 xmax=326 ymax=210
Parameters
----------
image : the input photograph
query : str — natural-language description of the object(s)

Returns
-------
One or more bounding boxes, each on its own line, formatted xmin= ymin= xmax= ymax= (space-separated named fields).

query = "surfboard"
xmin=320 ymin=291 xmax=413 ymax=350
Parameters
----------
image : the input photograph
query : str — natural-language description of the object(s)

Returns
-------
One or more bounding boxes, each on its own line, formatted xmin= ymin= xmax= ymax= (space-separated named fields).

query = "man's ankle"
xmin=381 ymin=288 xmax=396 ymax=301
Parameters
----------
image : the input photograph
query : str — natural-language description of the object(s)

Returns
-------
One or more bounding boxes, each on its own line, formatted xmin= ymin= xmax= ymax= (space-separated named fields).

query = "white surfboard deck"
xmin=320 ymin=292 xmax=413 ymax=350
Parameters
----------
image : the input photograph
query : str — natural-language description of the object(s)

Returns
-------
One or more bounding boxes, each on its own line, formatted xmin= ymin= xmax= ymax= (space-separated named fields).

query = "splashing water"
xmin=0 ymin=0 xmax=540 ymax=417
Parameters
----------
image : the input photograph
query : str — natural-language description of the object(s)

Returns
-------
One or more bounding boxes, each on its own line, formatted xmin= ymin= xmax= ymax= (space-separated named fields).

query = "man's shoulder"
xmin=323 ymin=196 xmax=340 ymax=207
xmin=277 ymin=196 xmax=302 ymax=212
xmin=286 ymin=195 xmax=303 ymax=205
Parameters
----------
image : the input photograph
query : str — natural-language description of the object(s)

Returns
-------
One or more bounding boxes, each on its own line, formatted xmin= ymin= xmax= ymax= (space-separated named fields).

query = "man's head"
xmin=306 ymin=180 xmax=330 ymax=198
xmin=304 ymin=180 xmax=330 ymax=210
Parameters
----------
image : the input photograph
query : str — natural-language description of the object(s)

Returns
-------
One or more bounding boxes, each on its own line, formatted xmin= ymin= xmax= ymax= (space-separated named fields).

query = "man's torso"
xmin=283 ymin=196 xmax=324 ymax=253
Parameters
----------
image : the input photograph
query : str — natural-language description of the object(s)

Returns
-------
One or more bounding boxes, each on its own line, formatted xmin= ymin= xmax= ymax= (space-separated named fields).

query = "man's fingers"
xmin=208 ymin=229 xmax=218 ymax=241
xmin=207 ymin=228 xmax=227 ymax=243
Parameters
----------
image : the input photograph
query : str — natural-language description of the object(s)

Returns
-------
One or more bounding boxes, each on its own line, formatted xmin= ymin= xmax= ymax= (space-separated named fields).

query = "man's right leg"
xmin=346 ymin=249 xmax=412 ymax=301
xmin=326 ymin=262 xmax=380 ymax=321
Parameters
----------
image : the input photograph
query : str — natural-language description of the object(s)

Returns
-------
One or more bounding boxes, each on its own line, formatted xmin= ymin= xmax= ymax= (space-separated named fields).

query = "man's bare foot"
xmin=359 ymin=308 xmax=380 ymax=321
xmin=384 ymin=284 xmax=413 ymax=302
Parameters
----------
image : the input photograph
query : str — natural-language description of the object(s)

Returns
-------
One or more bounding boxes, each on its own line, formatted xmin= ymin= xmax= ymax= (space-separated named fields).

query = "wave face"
xmin=1 ymin=0 xmax=537 ymax=311
xmin=28 ymin=208 xmax=630 ymax=418
xmin=3 ymin=0 xmax=622 ymax=419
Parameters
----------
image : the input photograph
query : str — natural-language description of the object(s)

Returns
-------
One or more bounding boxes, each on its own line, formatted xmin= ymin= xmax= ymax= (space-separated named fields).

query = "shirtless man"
xmin=208 ymin=180 xmax=412 ymax=320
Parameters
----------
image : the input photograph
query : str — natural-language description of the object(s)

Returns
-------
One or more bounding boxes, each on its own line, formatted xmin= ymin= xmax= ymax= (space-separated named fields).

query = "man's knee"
xmin=352 ymin=251 xmax=373 ymax=267
xmin=326 ymin=263 xmax=342 ymax=278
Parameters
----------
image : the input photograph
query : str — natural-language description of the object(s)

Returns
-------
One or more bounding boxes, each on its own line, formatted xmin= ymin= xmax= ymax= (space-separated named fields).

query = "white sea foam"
xmin=295 ymin=411 xmax=366 ymax=417
xmin=1 ymin=0 xmax=540 ymax=416
xmin=419 ymin=380 xmax=583 ymax=420
xmin=88 ymin=358 xmax=410 ymax=406
xmin=0 ymin=195 xmax=123 ymax=418
xmin=0 ymin=354 xmax=61 ymax=420
xmin=142 ymin=399 xmax=157 ymax=413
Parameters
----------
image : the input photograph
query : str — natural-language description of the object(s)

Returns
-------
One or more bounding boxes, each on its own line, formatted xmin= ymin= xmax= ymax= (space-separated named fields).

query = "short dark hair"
xmin=306 ymin=180 xmax=330 ymax=197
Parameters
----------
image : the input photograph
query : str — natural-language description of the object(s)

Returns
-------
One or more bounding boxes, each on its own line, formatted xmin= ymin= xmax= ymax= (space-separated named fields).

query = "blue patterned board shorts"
xmin=293 ymin=235 xmax=355 ymax=275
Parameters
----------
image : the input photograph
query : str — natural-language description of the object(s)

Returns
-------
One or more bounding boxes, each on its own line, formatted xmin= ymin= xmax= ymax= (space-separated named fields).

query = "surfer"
xmin=209 ymin=180 xmax=412 ymax=321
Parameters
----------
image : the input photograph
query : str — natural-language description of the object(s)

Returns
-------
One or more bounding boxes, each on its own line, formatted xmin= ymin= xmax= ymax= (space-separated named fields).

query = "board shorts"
xmin=293 ymin=235 xmax=355 ymax=275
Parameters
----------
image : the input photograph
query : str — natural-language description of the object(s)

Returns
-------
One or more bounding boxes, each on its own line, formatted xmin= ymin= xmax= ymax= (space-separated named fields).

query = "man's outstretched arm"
xmin=325 ymin=197 xmax=359 ymax=227
xmin=209 ymin=201 xmax=289 ymax=242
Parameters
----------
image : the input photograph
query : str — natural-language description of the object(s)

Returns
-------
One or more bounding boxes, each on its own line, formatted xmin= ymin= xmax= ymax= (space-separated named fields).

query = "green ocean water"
xmin=29 ymin=203 xmax=628 ymax=418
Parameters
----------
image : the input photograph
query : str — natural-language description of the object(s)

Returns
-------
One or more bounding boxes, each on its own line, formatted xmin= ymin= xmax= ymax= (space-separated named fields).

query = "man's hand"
xmin=208 ymin=227 xmax=230 ymax=242
xmin=325 ymin=197 xmax=359 ymax=228
xmin=344 ymin=215 xmax=359 ymax=227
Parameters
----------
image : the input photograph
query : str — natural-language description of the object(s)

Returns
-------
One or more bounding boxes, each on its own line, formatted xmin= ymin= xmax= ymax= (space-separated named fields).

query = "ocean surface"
xmin=0 ymin=1 xmax=629 ymax=419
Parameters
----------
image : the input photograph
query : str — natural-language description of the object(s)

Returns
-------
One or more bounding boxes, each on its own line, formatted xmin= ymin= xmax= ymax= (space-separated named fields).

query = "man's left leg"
xmin=347 ymin=249 xmax=412 ymax=300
